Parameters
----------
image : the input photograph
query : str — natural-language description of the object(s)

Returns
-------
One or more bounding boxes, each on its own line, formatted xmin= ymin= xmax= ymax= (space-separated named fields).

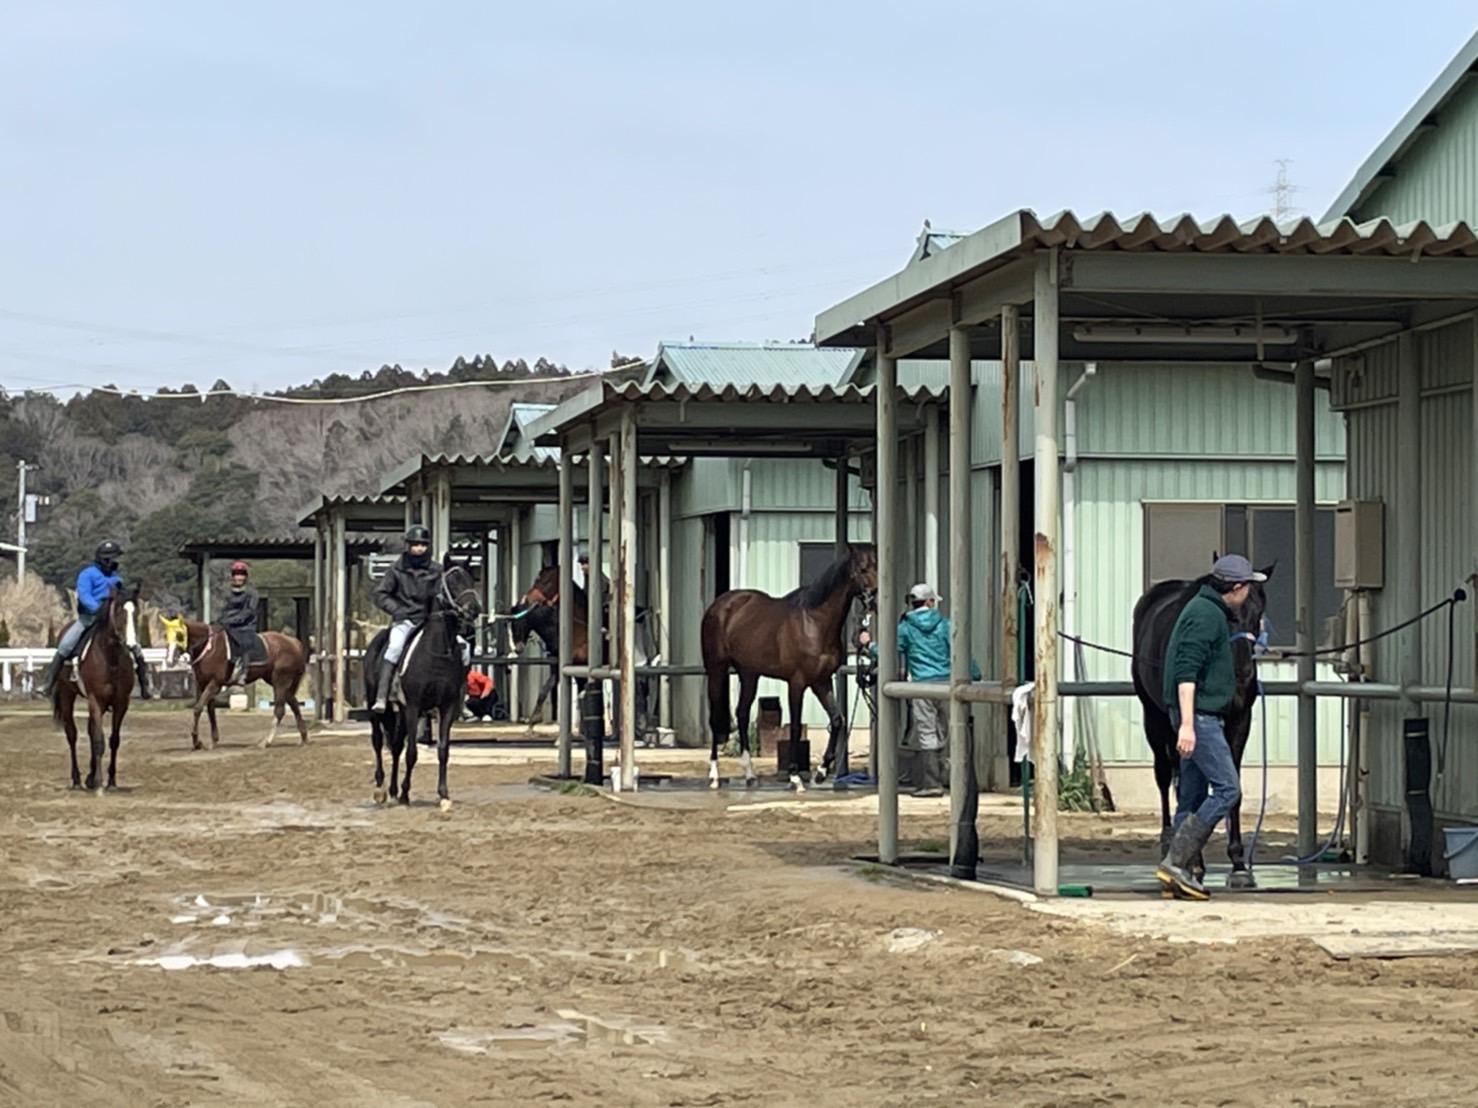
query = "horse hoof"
xmin=439 ymin=798 xmax=452 ymax=812
xmin=373 ymin=788 xmax=388 ymax=805
xmin=192 ymin=740 xmax=204 ymax=751
xmin=811 ymin=769 xmax=827 ymax=786
xmin=1226 ymin=870 xmax=1257 ymax=890
xmin=745 ymin=775 xmax=759 ymax=789
xmin=789 ymin=774 xmax=806 ymax=793
xmin=92 ymin=787 xmax=104 ymax=798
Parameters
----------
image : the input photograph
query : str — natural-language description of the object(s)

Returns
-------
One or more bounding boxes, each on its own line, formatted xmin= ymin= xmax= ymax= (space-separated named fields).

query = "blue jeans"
xmin=1172 ymin=713 xmax=1243 ymax=831
xmin=56 ymin=611 xmax=98 ymax=658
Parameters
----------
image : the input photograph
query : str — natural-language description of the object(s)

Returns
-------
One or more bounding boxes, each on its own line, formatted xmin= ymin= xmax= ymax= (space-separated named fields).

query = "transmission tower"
xmin=1267 ymin=158 xmax=1304 ymax=220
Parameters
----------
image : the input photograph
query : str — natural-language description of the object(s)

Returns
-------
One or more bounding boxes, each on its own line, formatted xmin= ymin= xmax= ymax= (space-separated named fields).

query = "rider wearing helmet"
xmin=370 ymin=524 xmax=443 ymax=713
xmin=40 ymin=539 xmax=152 ymax=699
xmin=216 ymin=560 xmax=261 ymax=686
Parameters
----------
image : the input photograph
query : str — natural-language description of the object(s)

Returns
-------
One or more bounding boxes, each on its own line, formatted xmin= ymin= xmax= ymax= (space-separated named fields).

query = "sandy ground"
xmin=3 ymin=705 xmax=1478 ymax=1108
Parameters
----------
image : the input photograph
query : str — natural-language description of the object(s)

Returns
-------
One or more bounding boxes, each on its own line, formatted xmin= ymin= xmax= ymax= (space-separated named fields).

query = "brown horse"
xmin=52 ymin=584 xmax=139 ymax=793
xmin=702 ymin=544 xmax=876 ymax=791
xmin=160 ymin=615 xmax=309 ymax=750
xmin=510 ymin=565 xmax=655 ymax=735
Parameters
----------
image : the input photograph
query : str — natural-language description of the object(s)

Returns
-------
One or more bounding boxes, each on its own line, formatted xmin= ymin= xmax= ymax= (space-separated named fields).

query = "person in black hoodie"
xmin=217 ymin=561 xmax=260 ymax=685
xmin=370 ymin=525 xmax=442 ymax=713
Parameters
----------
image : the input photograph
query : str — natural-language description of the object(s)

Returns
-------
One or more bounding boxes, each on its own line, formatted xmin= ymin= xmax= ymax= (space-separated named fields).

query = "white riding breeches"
xmin=384 ymin=620 xmax=417 ymax=664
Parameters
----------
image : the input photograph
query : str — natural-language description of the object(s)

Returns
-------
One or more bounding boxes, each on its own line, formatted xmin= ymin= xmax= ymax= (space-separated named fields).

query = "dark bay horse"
xmin=160 ymin=615 xmax=310 ymax=750
xmin=702 ymin=544 xmax=876 ymax=791
xmin=52 ymin=584 xmax=139 ymax=793
xmin=507 ymin=599 xmax=566 ymax=725
xmin=1131 ymin=562 xmax=1273 ymax=889
xmin=510 ymin=564 xmax=656 ymax=733
xmin=365 ymin=556 xmax=482 ymax=809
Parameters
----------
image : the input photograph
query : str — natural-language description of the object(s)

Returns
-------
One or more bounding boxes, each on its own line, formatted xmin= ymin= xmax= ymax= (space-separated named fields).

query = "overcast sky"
xmin=2 ymin=1 xmax=1475 ymax=396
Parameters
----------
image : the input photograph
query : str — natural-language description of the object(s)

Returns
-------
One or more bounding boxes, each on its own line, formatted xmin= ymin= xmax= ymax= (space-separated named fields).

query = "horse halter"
xmin=438 ymin=568 xmax=481 ymax=627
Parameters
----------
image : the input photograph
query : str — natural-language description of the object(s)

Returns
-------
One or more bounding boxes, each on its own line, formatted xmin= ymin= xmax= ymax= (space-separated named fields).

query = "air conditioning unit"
xmin=1334 ymin=499 xmax=1383 ymax=590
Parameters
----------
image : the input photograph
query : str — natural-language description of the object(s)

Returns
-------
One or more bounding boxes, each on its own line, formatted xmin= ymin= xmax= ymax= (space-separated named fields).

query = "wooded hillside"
xmin=0 ymin=355 xmax=606 ymax=632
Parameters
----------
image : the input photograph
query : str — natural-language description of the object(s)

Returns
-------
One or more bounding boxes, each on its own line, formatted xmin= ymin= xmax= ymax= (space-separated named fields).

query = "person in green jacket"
xmin=1156 ymin=553 xmax=1265 ymax=900
xmin=860 ymin=582 xmax=981 ymax=797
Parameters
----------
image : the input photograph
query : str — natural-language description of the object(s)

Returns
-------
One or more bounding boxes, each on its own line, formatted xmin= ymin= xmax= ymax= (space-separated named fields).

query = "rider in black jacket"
xmin=370 ymin=525 xmax=442 ymax=713
xmin=217 ymin=560 xmax=260 ymax=685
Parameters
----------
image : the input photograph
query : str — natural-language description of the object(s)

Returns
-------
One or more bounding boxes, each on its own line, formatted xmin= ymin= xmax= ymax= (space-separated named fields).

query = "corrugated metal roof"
xmin=501 ymin=402 xmax=559 ymax=462
xmin=527 ymin=379 xmax=948 ymax=445
xmin=1323 ymin=29 xmax=1478 ymax=220
xmin=908 ymin=227 xmax=968 ymax=264
xmin=643 ymin=341 xmax=864 ymax=390
xmin=816 ymin=207 xmax=1478 ymax=347
xmin=294 ymin=492 xmax=408 ymax=528
xmin=1009 ymin=209 xmax=1478 ymax=256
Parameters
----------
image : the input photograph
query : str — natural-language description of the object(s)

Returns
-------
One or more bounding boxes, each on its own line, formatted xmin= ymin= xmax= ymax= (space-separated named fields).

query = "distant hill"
xmin=0 ymin=354 xmax=607 ymax=617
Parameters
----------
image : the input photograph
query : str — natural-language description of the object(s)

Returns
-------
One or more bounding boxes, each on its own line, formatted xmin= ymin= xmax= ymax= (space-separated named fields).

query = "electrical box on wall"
xmin=1334 ymin=499 xmax=1384 ymax=589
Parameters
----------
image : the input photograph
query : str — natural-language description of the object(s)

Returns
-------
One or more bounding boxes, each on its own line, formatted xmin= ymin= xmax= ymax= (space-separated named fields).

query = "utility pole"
xmin=16 ymin=459 xmax=27 ymax=580
xmin=13 ymin=460 xmax=44 ymax=580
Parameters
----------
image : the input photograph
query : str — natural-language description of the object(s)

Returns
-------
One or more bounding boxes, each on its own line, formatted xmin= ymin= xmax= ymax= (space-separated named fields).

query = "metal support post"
xmin=1031 ymin=250 xmax=1061 ymax=895
xmin=876 ymin=326 xmax=900 ymax=864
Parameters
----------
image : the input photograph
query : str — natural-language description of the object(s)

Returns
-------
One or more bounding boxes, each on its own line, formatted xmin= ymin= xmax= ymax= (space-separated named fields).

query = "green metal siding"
xmin=1343 ymin=324 xmax=1478 ymax=822
xmin=1353 ymin=73 xmax=1478 ymax=226
xmin=672 ymin=457 xmax=736 ymax=518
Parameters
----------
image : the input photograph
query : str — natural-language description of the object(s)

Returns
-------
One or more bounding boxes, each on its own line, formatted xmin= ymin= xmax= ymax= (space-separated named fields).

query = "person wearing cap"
xmin=860 ymin=582 xmax=982 ymax=797
xmin=1156 ymin=553 xmax=1266 ymax=900
xmin=216 ymin=560 xmax=260 ymax=686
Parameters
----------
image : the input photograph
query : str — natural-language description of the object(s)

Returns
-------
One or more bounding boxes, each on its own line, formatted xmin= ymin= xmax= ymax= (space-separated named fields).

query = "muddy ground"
xmin=2 ymin=705 xmax=1476 ymax=1107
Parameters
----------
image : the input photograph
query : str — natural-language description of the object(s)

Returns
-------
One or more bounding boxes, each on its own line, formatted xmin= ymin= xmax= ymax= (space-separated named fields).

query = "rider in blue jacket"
xmin=40 ymin=539 xmax=152 ymax=699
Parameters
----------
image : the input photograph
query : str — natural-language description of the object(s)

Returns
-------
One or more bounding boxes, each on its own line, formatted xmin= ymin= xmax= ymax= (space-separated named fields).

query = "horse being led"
xmin=52 ymin=584 xmax=139 ymax=793
xmin=507 ymin=564 xmax=597 ymax=725
xmin=160 ymin=615 xmax=310 ymax=750
xmin=510 ymin=564 xmax=655 ymax=735
xmin=1131 ymin=560 xmax=1274 ymax=889
xmin=365 ymin=556 xmax=482 ymax=809
xmin=702 ymin=544 xmax=876 ymax=791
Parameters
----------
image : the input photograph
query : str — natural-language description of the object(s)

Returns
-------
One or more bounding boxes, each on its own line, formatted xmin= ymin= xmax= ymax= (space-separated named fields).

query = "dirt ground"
xmin=3 ymin=706 xmax=1477 ymax=1108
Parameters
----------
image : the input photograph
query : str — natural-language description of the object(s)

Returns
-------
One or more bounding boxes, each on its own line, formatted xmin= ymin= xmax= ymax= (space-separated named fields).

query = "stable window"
xmin=1142 ymin=502 xmax=1341 ymax=648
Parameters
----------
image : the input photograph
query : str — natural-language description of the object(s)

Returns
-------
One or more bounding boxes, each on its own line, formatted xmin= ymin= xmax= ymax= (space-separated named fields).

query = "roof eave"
xmin=1322 ymin=30 xmax=1478 ymax=221
xmin=813 ymin=210 xmax=1030 ymax=346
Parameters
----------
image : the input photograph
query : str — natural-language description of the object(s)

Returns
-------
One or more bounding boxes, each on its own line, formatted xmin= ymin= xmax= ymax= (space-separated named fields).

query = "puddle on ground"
xmin=437 ymin=1010 xmax=669 ymax=1054
xmin=138 ymin=949 xmax=306 ymax=971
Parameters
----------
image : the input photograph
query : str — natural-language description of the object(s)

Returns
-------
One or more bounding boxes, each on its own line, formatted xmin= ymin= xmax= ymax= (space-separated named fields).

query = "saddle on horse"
xmin=222 ymin=629 xmax=268 ymax=686
xmin=373 ymin=626 xmax=472 ymax=714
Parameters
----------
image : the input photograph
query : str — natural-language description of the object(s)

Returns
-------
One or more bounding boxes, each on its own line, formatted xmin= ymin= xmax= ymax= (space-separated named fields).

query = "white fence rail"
xmin=0 ymin=647 xmax=174 ymax=694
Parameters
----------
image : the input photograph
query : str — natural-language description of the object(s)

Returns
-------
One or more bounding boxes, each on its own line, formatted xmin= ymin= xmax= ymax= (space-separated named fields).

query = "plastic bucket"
xmin=1441 ymin=826 xmax=1478 ymax=880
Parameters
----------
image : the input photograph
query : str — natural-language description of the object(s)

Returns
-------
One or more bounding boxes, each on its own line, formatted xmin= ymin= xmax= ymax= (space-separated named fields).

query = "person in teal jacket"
xmin=860 ymin=582 xmax=981 ymax=796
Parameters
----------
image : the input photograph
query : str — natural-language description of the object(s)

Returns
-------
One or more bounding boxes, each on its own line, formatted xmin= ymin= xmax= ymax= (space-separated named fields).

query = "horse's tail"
xmin=50 ymin=684 xmax=65 ymax=727
xmin=700 ymin=607 xmax=731 ymax=741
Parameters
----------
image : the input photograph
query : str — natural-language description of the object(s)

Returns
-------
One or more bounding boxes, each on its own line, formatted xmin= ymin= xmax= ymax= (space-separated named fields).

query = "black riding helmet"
xmin=95 ymin=539 xmax=122 ymax=573
xmin=404 ymin=524 xmax=432 ymax=567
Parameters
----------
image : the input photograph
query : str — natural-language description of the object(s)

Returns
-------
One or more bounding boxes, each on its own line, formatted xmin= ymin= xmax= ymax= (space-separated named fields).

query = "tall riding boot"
xmin=132 ymin=646 xmax=154 ymax=699
xmin=39 ymin=652 xmax=65 ymax=698
xmin=371 ymin=660 xmax=396 ymax=713
xmin=1156 ymin=812 xmax=1215 ymax=900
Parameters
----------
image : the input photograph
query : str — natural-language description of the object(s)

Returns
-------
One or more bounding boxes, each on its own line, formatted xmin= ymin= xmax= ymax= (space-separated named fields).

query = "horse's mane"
xmin=787 ymin=552 xmax=857 ymax=610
